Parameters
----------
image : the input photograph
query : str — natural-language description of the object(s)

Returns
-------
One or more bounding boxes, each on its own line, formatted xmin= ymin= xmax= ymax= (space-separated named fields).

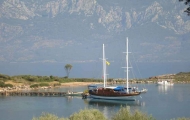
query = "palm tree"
xmin=65 ymin=64 xmax=73 ymax=78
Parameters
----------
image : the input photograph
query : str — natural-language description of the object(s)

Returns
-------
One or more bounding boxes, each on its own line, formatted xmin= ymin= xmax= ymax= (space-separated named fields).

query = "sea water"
xmin=0 ymin=84 xmax=190 ymax=120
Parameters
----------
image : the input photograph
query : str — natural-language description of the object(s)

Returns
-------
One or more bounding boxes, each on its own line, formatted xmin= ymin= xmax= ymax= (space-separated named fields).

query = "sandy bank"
xmin=0 ymin=81 xmax=101 ymax=92
xmin=60 ymin=82 xmax=101 ymax=86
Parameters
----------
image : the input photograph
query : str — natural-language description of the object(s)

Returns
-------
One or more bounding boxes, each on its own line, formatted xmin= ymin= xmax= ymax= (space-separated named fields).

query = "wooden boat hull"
xmin=89 ymin=94 xmax=136 ymax=101
xmin=88 ymin=88 xmax=141 ymax=101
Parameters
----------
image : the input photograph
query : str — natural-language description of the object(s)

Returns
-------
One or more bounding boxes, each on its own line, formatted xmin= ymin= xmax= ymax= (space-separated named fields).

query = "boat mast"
xmin=126 ymin=37 xmax=129 ymax=93
xmin=103 ymin=44 xmax=107 ymax=87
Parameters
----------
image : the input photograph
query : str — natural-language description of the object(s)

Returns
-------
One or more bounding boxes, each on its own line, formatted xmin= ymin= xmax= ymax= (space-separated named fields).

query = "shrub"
xmin=4 ymin=84 xmax=13 ymax=88
xmin=42 ymin=76 xmax=51 ymax=81
xmin=111 ymin=106 xmax=155 ymax=120
xmin=32 ymin=112 xmax=67 ymax=120
xmin=54 ymin=78 xmax=59 ymax=81
xmin=131 ymin=110 xmax=155 ymax=120
xmin=69 ymin=108 xmax=107 ymax=120
xmin=53 ymin=83 xmax=61 ymax=87
xmin=21 ymin=75 xmax=38 ymax=82
xmin=64 ymin=76 xmax=68 ymax=78
xmin=30 ymin=84 xmax=39 ymax=88
xmin=0 ymin=82 xmax=13 ymax=88
xmin=30 ymin=83 xmax=49 ymax=88
xmin=111 ymin=106 xmax=131 ymax=120
xmin=0 ymin=74 xmax=11 ymax=81
xmin=39 ymin=83 xmax=49 ymax=87
xmin=0 ymin=81 xmax=5 ymax=87
xmin=31 ymin=108 xmax=190 ymax=120
xmin=50 ymin=75 xmax=54 ymax=79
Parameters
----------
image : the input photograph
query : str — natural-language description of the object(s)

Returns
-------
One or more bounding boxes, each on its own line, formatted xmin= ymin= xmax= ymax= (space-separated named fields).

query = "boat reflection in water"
xmin=84 ymin=98 xmax=145 ymax=109
xmin=84 ymin=99 xmax=142 ymax=107
xmin=157 ymin=85 xmax=173 ymax=94
xmin=83 ymin=98 xmax=145 ymax=119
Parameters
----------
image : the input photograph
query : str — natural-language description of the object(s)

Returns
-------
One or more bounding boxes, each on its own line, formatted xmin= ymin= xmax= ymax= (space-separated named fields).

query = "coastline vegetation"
xmin=1 ymin=72 xmax=190 ymax=119
xmin=147 ymin=72 xmax=190 ymax=83
xmin=0 ymin=73 xmax=103 ymax=89
xmin=32 ymin=107 xmax=190 ymax=120
xmin=0 ymin=72 xmax=190 ymax=89
xmin=174 ymin=72 xmax=190 ymax=82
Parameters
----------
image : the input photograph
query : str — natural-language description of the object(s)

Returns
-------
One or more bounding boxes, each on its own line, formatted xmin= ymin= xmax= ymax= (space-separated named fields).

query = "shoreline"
xmin=0 ymin=81 xmax=101 ymax=92
xmin=1 ymin=80 xmax=189 ymax=92
xmin=60 ymin=82 xmax=101 ymax=86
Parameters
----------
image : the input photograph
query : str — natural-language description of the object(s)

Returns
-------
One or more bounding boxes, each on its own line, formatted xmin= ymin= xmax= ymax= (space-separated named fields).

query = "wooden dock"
xmin=0 ymin=91 xmax=69 ymax=97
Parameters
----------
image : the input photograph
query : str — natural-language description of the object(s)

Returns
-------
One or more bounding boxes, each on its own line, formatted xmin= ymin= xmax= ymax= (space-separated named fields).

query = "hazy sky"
xmin=0 ymin=0 xmax=189 ymax=78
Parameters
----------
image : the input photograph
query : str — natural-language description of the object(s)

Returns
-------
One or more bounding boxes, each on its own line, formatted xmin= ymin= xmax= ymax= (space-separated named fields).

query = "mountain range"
xmin=0 ymin=0 xmax=190 ymax=78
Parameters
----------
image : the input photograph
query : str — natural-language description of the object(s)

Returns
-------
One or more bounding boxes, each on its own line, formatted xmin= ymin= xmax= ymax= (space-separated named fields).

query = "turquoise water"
xmin=0 ymin=84 xmax=190 ymax=120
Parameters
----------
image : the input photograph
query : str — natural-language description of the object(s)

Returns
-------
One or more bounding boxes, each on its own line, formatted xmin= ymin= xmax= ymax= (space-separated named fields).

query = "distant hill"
xmin=0 ymin=0 xmax=190 ymax=64
xmin=149 ymin=72 xmax=190 ymax=82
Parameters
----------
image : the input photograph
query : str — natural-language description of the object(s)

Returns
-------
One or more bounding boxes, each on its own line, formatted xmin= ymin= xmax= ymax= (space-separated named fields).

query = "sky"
xmin=0 ymin=0 xmax=190 ymax=79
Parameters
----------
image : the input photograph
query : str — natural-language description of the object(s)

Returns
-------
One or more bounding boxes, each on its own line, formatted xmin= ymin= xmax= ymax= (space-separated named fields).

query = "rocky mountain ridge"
xmin=0 ymin=0 xmax=190 ymax=63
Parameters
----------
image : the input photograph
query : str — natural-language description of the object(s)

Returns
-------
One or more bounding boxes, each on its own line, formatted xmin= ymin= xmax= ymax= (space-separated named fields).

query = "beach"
xmin=0 ymin=81 xmax=101 ymax=92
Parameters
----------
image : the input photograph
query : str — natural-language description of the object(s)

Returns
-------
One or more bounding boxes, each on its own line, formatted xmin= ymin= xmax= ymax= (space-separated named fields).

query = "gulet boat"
xmin=88 ymin=37 xmax=141 ymax=101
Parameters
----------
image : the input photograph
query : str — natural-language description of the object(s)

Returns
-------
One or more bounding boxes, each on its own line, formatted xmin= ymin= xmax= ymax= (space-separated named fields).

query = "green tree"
xmin=179 ymin=0 xmax=190 ymax=15
xmin=65 ymin=64 xmax=73 ymax=78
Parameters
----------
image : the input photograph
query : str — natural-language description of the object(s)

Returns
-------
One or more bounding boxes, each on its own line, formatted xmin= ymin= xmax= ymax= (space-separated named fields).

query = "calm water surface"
xmin=0 ymin=84 xmax=190 ymax=120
